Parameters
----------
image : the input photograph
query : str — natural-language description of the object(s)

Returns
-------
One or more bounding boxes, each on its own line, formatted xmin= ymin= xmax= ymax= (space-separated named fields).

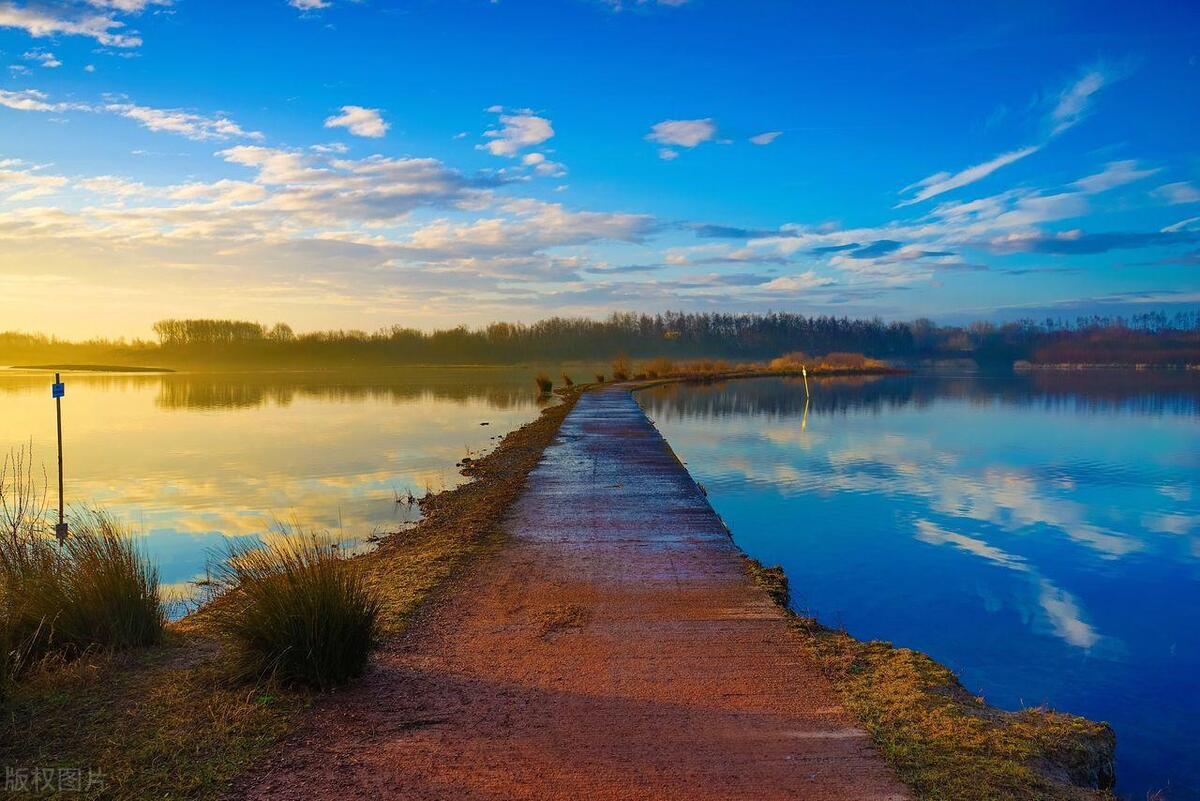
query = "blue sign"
xmin=52 ymin=382 xmax=64 ymax=399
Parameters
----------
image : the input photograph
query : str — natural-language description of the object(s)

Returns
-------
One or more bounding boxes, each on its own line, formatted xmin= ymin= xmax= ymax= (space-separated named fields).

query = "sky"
xmin=1 ymin=0 xmax=1198 ymax=338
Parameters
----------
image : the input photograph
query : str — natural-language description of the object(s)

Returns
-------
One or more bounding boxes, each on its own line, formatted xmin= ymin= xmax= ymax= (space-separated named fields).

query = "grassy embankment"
xmin=743 ymin=559 xmax=1116 ymax=801
xmin=0 ymin=390 xmax=580 ymax=800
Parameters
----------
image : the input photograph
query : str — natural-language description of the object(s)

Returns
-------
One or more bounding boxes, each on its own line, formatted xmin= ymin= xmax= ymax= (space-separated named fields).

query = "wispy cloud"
xmin=106 ymin=101 xmax=264 ymax=141
xmin=1070 ymin=159 xmax=1159 ymax=194
xmin=1152 ymin=181 xmax=1200 ymax=205
xmin=0 ymin=86 xmax=263 ymax=142
xmin=1050 ymin=66 xmax=1115 ymax=136
xmin=897 ymin=145 xmax=1041 ymax=207
xmin=324 ymin=105 xmax=388 ymax=138
xmin=749 ymin=131 xmax=781 ymax=145
xmin=23 ymin=48 xmax=60 ymax=68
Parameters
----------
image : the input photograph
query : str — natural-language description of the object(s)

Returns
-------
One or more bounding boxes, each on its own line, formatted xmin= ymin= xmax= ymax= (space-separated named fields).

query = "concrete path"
xmin=242 ymin=387 xmax=910 ymax=801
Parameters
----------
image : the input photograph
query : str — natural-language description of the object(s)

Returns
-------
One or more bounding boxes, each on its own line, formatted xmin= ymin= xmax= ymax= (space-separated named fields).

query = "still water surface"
xmin=639 ymin=371 xmax=1200 ymax=800
xmin=0 ymin=368 xmax=553 ymax=606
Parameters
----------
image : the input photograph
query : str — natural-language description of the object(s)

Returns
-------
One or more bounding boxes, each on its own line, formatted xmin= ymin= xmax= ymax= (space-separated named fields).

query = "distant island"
xmin=2 ymin=311 xmax=1197 ymax=370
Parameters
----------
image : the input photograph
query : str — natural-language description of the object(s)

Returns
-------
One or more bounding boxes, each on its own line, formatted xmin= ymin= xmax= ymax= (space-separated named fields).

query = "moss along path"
xmin=237 ymin=387 xmax=909 ymax=800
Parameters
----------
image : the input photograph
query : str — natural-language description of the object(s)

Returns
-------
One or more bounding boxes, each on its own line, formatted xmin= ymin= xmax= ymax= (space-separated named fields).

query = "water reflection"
xmin=0 ymin=368 xmax=552 ymax=606
xmin=639 ymin=371 xmax=1200 ymax=800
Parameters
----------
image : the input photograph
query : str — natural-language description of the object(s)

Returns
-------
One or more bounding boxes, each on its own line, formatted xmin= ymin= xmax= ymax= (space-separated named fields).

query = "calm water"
xmin=638 ymin=371 xmax=1200 ymax=800
xmin=0 ymin=367 xmax=554 ymax=607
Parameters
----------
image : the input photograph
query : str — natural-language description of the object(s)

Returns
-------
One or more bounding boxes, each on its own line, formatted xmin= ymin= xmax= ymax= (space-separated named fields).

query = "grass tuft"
xmin=210 ymin=534 xmax=380 ymax=690
xmin=560 ymin=373 xmax=574 ymax=387
xmin=534 ymin=372 xmax=553 ymax=394
xmin=0 ymin=509 xmax=164 ymax=684
xmin=594 ymin=372 xmax=605 ymax=383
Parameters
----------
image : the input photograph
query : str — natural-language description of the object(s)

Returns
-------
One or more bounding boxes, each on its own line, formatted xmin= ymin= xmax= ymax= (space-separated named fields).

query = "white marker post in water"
xmin=52 ymin=372 xmax=68 ymax=541
xmin=801 ymin=365 xmax=810 ymax=398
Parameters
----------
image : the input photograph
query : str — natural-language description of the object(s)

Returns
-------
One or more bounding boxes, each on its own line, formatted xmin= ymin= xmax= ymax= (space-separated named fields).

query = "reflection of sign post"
xmin=53 ymin=373 xmax=67 ymax=541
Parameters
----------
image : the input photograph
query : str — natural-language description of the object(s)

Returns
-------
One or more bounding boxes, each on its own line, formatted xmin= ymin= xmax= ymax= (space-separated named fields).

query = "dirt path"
xmin=239 ymin=387 xmax=910 ymax=800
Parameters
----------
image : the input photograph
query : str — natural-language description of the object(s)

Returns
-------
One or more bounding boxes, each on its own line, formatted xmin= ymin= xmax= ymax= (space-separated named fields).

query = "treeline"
xmin=2 ymin=311 xmax=1198 ymax=368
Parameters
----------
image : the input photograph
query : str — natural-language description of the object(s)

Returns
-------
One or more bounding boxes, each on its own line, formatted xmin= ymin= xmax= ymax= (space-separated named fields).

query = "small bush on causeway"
xmin=534 ymin=372 xmax=553 ymax=394
xmin=211 ymin=534 xmax=380 ymax=690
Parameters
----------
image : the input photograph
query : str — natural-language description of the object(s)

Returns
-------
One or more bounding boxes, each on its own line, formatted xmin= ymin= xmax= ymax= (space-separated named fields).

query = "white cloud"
xmin=521 ymin=152 xmax=567 ymax=178
xmin=0 ymin=1 xmax=153 ymax=47
xmin=482 ymin=111 xmax=554 ymax=156
xmin=0 ymin=159 xmax=68 ymax=201
xmin=1071 ymin=160 xmax=1159 ymax=194
xmin=323 ymin=105 xmax=388 ymax=138
xmin=760 ymin=271 xmax=831 ymax=291
xmin=646 ymin=117 xmax=716 ymax=148
xmin=1152 ymin=181 xmax=1200 ymax=205
xmin=1050 ymin=67 xmax=1112 ymax=136
xmin=0 ymin=86 xmax=263 ymax=142
xmin=897 ymin=145 xmax=1040 ymax=207
xmin=23 ymin=49 xmax=61 ymax=68
xmin=657 ymin=148 xmax=679 ymax=161
xmin=289 ymin=0 xmax=331 ymax=8
xmin=0 ymin=87 xmax=59 ymax=111
xmin=106 ymin=102 xmax=264 ymax=141
xmin=749 ymin=131 xmax=781 ymax=145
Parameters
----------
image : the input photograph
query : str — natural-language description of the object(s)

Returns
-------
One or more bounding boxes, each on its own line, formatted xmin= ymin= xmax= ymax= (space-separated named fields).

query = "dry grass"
xmin=611 ymin=354 xmax=631 ymax=381
xmin=1 ymin=510 xmax=164 ymax=674
xmin=743 ymin=557 xmax=1115 ymax=801
xmin=1 ymin=392 xmax=582 ymax=800
xmin=534 ymin=372 xmax=553 ymax=394
xmin=209 ymin=534 xmax=379 ymax=690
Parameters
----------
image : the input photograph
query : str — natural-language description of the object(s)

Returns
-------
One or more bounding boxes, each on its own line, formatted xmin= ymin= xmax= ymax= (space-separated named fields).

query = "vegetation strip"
xmin=0 ymin=391 xmax=580 ymax=800
xmin=740 ymin=539 xmax=1117 ymax=801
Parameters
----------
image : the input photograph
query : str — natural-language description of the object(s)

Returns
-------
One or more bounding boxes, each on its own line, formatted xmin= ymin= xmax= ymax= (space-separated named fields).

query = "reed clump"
xmin=611 ymin=355 xmax=631 ymax=382
xmin=594 ymin=372 xmax=605 ymax=383
xmin=560 ymin=373 xmax=574 ymax=388
xmin=210 ymin=534 xmax=379 ymax=690
xmin=0 ymin=509 xmax=165 ymax=693
xmin=534 ymin=372 xmax=553 ymax=394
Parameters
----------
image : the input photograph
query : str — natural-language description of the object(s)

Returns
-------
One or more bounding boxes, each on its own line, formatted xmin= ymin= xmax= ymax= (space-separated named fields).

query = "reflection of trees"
xmin=639 ymin=371 xmax=1200 ymax=420
xmin=153 ymin=373 xmax=535 ymax=411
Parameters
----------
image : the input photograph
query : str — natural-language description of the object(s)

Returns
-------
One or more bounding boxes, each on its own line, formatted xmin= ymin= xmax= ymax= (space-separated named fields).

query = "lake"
xmin=0 ymin=367 xmax=556 ymax=609
xmin=638 ymin=370 xmax=1200 ymax=801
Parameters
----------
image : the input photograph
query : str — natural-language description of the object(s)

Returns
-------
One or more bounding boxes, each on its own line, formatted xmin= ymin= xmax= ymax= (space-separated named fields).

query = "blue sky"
xmin=1 ymin=0 xmax=1198 ymax=337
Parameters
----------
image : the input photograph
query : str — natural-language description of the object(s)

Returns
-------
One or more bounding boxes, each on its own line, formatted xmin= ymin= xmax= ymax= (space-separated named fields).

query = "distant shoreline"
xmin=6 ymin=364 xmax=176 ymax=373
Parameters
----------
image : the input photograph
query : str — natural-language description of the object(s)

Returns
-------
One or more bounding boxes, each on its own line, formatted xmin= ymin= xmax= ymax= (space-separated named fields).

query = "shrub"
xmin=769 ymin=351 xmax=811 ymax=371
xmin=560 ymin=373 xmax=574 ymax=387
xmin=534 ymin=372 xmax=553 ymax=394
xmin=593 ymin=373 xmax=605 ymax=383
xmin=821 ymin=351 xmax=869 ymax=369
xmin=211 ymin=535 xmax=379 ymax=690
xmin=611 ymin=354 xmax=631 ymax=381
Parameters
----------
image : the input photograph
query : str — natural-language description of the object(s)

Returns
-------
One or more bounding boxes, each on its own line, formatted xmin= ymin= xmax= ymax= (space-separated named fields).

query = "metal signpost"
xmin=52 ymin=372 xmax=68 ymax=541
